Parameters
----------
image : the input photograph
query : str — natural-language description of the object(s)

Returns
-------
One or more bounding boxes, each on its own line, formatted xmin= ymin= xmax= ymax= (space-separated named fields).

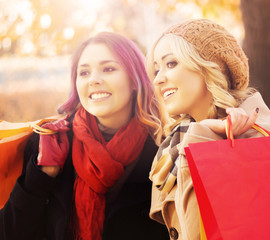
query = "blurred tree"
xmin=1 ymin=0 xmax=244 ymax=57
xmin=241 ymin=0 xmax=270 ymax=106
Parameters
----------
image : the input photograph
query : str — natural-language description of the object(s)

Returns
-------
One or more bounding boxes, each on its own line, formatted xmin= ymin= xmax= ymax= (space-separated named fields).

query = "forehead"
xmin=153 ymin=36 xmax=172 ymax=62
xmin=78 ymin=43 xmax=116 ymax=65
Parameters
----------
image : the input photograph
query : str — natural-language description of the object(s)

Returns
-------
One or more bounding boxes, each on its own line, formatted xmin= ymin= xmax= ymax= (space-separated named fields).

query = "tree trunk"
xmin=241 ymin=0 xmax=270 ymax=107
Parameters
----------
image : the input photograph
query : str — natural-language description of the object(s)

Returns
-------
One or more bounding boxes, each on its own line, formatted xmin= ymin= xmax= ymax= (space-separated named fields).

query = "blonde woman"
xmin=147 ymin=19 xmax=270 ymax=239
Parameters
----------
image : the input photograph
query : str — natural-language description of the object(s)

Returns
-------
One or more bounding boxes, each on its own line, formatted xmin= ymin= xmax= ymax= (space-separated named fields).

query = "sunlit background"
xmin=0 ymin=0 xmax=244 ymax=121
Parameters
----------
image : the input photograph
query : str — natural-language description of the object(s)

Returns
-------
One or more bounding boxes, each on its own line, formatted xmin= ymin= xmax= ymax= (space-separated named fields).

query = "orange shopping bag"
xmin=185 ymin=116 xmax=270 ymax=240
xmin=0 ymin=117 xmax=59 ymax=209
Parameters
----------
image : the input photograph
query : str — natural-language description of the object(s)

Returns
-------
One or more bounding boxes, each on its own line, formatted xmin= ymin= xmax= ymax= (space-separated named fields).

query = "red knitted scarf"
xmin=72 ymin=107 xmax=148 ymax=240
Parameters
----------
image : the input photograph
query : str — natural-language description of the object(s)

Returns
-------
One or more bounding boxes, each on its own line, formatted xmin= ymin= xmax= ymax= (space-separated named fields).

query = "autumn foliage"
xmin=0 ymin=90 xmax=68 ymax=122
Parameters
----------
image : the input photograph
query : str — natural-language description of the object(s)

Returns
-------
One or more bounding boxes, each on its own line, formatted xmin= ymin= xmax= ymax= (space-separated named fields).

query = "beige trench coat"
xmin=149 ymin=92 xmax=270 ymax=240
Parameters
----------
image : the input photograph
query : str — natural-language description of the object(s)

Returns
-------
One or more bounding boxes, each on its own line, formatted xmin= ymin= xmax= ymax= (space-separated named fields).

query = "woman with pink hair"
xmin=0 ymin=32 xmax=169 ymax=240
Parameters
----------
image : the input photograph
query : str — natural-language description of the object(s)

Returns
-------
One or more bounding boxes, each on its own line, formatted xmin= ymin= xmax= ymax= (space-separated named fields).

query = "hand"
xmin=200 ymin=107 xmax=259 ymax=137
xmin=40 ymin=166 xmax=61 ymax=178
xmin=37 ymin=117 xmax=70 ymax=177
xmin=226 ymin=107 xmax=259 ymax=136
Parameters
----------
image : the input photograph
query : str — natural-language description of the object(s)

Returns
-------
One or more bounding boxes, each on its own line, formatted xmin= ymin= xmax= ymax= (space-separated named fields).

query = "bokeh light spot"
xmin=2 ymin=37 xmax=12 ymax=51
xmin=63 ymin=27 xmax=75 ymax=40
xmin=22 ymin=41 xmax=34 ymax=54
xmin=40 ymin=14 xmax=51 ymax=29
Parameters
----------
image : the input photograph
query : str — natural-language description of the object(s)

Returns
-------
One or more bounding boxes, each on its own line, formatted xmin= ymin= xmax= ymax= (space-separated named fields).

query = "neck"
xmin=189 ymin=94 xmax=213 ymax=122
xmin=191 ymin=110 xmax=209 ymax=122
xmin=96 ymin=111 xmax=133 ymax=132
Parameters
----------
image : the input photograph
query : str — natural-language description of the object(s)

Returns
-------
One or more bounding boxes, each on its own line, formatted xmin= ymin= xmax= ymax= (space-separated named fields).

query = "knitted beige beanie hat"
xmin=163 ymin=19 xmax=249 ymax=90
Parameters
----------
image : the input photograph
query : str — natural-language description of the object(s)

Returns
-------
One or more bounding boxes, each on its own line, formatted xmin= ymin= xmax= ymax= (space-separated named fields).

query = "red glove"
xmin=37 ymin=118 xmax=70 ymax=170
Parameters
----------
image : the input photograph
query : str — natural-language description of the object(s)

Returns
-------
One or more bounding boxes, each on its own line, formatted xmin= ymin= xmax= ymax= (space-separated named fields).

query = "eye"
xmin=154 ymin=69 xmax=159 ymax=76
xmin=79 ymin=70 xmax=90 ymax=77
xmin=167 ymin=61 xmax=178 ymax=69
xmin=104 ymin=67 xmax=116 ymax=72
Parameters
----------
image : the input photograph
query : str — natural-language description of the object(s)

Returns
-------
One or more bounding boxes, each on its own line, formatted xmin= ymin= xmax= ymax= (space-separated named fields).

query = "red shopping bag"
xmin=185 ymin=116 xmax=270 ymax=240
xmin=0 ymin=117 xmax=59 ymax=209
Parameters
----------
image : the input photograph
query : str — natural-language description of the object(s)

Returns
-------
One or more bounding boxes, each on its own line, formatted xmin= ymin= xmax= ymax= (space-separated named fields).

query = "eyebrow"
xmin=154 ymin=53 xmax=173 ymax=65
xmin=78 ymin=60 xmax=119 ymax=68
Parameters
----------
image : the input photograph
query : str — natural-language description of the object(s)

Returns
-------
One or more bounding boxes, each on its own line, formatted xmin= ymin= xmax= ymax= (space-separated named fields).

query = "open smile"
xmin=89 ymin=91 xmax=112 ymax=101
xmin=162 ymin=88 xmax=178 ymax=100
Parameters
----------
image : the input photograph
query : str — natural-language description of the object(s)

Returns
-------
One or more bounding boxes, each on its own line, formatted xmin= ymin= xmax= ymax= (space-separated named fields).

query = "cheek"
xmin=76 ymin=81 xmax=82 ymax=96
xmin=176 ymin=75 xmax=207 ymax=107
xmin=182 ymin=79 xmax=208 ymax=105
xmin=113 ymin=75 xmax=132 ymax=100
xmin=182 ymin=70 xmax=204 ymax=93
xmin=116 ymin=86 xmax=133 ymax=105
xmin=193 ymin=79 xmax=208 ymax=98
xmin=76 ymin=80 xmax=88 ymax=100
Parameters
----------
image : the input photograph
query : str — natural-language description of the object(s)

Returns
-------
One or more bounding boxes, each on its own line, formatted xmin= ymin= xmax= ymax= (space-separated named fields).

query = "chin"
xmin=166 ymin=106 xmax=180 ymax=116
xmin=167 ymin=108 xmax=187 ymax=117
xmin=83 ymin=106 xmax=110 ymax=118
xmin=167 ymin=110 xmax=179 ymax=117
xmin=90 ymin=110 xmax=111 ymax=118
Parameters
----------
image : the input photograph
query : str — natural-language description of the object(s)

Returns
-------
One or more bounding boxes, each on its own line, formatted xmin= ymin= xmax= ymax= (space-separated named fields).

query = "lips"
xmin=161 ymin=88 xmax=178 ymax=99
xmin=89 ymin=91 xmax=112 ymax=100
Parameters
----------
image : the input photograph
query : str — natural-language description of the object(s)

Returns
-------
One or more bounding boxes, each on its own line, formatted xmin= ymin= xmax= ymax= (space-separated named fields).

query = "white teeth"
xmin=163 ymin=89 xmax=177 ymax=98
xmin=91 ymin=93 xmax=111 ymax=99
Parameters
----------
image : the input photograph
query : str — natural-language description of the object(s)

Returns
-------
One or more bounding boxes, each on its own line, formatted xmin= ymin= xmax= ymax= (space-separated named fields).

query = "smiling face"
xmin=76 ymin=43 xmax=133 ymax=128
xmin=153 ymin=36 xmax=212 ymax=121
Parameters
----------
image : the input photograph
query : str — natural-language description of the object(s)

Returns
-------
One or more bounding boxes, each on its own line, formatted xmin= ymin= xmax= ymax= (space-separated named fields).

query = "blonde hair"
xmin=147 ymin=34 xmax=256 ymax=138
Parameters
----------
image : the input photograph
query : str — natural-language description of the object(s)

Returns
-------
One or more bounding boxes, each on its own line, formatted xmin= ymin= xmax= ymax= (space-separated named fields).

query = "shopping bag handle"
xmin=0 ymin=116 xmax=64 ymax=138
xmin=225 ymin=115 xmax=270 ymax=147
xmin=32 ymin=124 xmax=57 ymax=135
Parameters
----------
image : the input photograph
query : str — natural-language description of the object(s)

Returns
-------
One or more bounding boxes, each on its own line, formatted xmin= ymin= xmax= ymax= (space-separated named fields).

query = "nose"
xmin=153 ymin=70 xmax=167 ymax=86
xmin=88 ymin=70 xmax=103 ymax=85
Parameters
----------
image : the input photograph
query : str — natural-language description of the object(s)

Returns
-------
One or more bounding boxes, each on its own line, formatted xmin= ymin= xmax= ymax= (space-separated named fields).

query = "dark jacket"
xmin=0 ymin=130 xmax=75 ymax=240
xmin=103 ymin=134 xmax=169 ymax=240
xmin=0 ymin=119 xmax=169 ymax=240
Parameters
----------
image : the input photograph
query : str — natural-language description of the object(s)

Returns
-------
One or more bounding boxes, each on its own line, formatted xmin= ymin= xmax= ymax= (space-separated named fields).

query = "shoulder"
xmin=140 ymin=135 xmax=158 ymax=160
xmin=127 ymin=134 xmax=158 ymax=182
